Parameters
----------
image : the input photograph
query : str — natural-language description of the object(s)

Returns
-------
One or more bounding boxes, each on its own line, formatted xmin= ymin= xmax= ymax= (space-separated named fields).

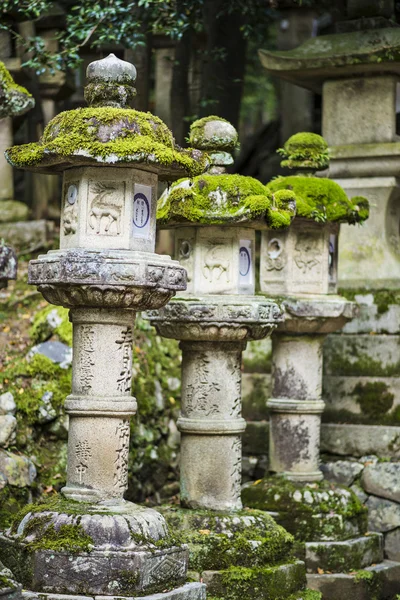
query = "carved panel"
xmin=230 ymin=437 xmax=242 ymax=500
xmin=264 ymin=237 xmax=286 ymax=271
xmin=87 ymin=180 xmax=126 ymax=236
xmin=116 ymin=327 xmax=133 ymax=393
xmin=202 ymin=239 xmax=231 ymax=284
xmin=113 ymin=420 xmax=130 ymax=494
xmin=184 ymin=353 xmax=221 ymax=417
xmin=75 ymin=440 xmax=92 ymax=483
xmin=78 ymin=325 xmax=95 ymax=393
xmin=63 ymin=182 xmax=79 ymax=236
xmin=294 ymin=232 xmax=322 ymax=274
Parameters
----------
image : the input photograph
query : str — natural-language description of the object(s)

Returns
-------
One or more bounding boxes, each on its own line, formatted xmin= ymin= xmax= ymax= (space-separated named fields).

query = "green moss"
xmin=0 ymin=574 xmax=18 ymax=589
xmin=242 ymin=477 xmax=367 ymax=542
xmin=157 ymin=174 xmax=295 ymax=227
xmin=189 ymin=115 xmax=238 ymax=151
xmin=0 ymin=61 xmax=33 ymax=118
xmin=0 ymin=487 xmax=31 ymax=530
xmin=324 ymin=344 xmax=400 ymax=378
xmin=278 ymin=132 xmax=329 ymax=171
xmin=339 ymin=288 xmax=400 ymax=315
xmin=27 ymin=523 xmax=93 ymax=552
xmin=352 ymin=381 xmax=394 ymax=419
xmin=6 ymin=107 xmax=207 ymax=177
xmin=267 ymin=176 xmax=369 ymax=224
xmin=29 ymin=305 xmax=72 ymax=345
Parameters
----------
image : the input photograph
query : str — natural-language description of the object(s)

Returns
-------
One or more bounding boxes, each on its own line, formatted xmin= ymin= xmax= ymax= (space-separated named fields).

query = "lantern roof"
xmin=0 ymin=61 xmax=34 ymax=118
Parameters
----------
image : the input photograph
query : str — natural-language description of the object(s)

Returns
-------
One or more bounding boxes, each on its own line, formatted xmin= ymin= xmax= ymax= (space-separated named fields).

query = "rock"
xmin=27 ymin=340 xmax=72 ymax=369
xmin=320 ymin=460 xmax=364 ymax=486
xmin=37 ymin=391 xmax=57 ymax=423
xmin=0 ymin=219 xmax=52 ymax=254
xmin=350 ymin=484 xmax=368 ymax=504
xmin=0 ymin=392 xmax=16 ymax=415
xmin=48 ymin=414 xmax=69 ymax=439
xmin=366 ymin=495 xmax=400 ymax=533
xmin=384 ymin=527 xmax=400 ymax=561
xmin=0 ymin=450 xmax=37 ymax=487
xmin=0 ymin=559 xmax=22 ymax=600
xmin=0 ymin=415 xmax=16 ymax=447
xmin=362 ymin=462 xmax=400 ymax=503
xmin=359 ymin=455 xmax=379 ymax=466
xmin=0 ymin=200 xmax=29 ymax=223
xmin=320 ymin=424 xmax=400 ymax=458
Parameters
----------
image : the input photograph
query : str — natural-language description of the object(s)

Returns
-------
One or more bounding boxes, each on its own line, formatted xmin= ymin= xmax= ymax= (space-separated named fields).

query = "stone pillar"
xmin=268 ymin=334 xmax=325 ymax=481
xmin=179 ymin=340 xmax=245 ymax=511
xmin=154 ymin=45 xmax=175 ymax=127
xmin=63 ymin=308 xmax=136 ymax=502
xmin=0 ymin=117 xmax=13 ymax=200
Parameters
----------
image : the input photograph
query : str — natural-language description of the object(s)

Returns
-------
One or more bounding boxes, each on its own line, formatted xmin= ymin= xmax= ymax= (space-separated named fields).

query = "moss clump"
xmin=278 ymin=132 xmax=329 ymax=171
xmin=0 ymin=61 xmax=34 ymax=118
xmin=157 ymin=174 xmax=296 ymax=228
xmin=6 ymin=107 xmax=207 ymax=178
xmin=352 ymin=381 xmax=394 ymax=419
xmin=26 ymin=523 xmax=93 ymax=552
xmin=242 ymin=477 xmax=367 ymax=542
xmin=267 ymin=176 xmax=369 ymax=224
xmin=189 ymin=115 xmax=238 ymax=152
xmin=29 ymin=304 xmax=72 ymax=345
xmin=339 ymin=287 xmax=400 ymax=315
xmin=0 ymin=487 xmax=31 ymax=529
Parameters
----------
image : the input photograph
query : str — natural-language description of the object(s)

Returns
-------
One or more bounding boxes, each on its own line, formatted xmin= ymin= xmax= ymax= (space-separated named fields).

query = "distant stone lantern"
xmin=1 ymin=54 xmax=207 ymax=600
xmin=259 ymin=132 xmax=369 ymax=482
xmin=147 ymin=119 xmax=312 ymax=600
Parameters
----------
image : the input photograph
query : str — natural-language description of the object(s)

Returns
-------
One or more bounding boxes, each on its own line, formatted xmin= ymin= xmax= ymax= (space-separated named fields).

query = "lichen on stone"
xmin=0 ymin=62 xmax=34 ymax=118
xmin=6 ymin=106 xmax=208 ymax=179
xmin=157 ymin=174 xmax=296 ymax=228
xmin=278 ymin=132 xmax=329 ymax=171
xmin=189 ymin=115 xmax=239 ymax=152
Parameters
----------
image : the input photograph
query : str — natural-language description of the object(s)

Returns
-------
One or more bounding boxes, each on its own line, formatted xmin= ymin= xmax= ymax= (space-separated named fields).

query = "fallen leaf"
xmin=317 ymin=568 xmax=324 ymax=574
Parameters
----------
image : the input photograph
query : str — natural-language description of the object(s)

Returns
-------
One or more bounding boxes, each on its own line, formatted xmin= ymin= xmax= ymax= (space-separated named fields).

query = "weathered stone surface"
xmin=307 ymin=560 xmax=400 ymax=600
xmin=341 ymin=296 xmax=400 ymax=334
xmin=350 ymin=484 xmax=368 ymax=504
xmin=320 ymin=424 xmax=400 ymax=458
xmin=0 ymin=220 xmax=51 ymax=253
xmin=0 ymin=450 xmax=36 ymax=487
xmin=384 ymin=527 xmax=400 ymax=562
xmin=0 ymin=244 xmax=17 ymax=286
xmin=0 ymin=392 xmax=16 ymax=415
xmin=0 ymin=415 xmax=16 ymax=447
xmin=305 ymin=533 xmax=383 ymax=573
xmin=362 ymin=463 xmax=400 ymax=503
xmin=21 ymin=583 xmax=206 ymax=600
xmin=0 ymin=200 xmax=29 ymax=223
xmin=242 ymin=373 xmax=270 ymax=421
xmin=27 ymin=341 xmax=72 ymax=369
xmin=37 ymin=391 xmax=57 ymax=423
xmin=0 ymin=560 xmax=22 ymax=600
xmin=366 ymin=495 xmax=400 ymax=533
xmin=320 ymin=461 xmax=364 ymax=487
xmin=323 ymin=333 xmax=400 ymax=376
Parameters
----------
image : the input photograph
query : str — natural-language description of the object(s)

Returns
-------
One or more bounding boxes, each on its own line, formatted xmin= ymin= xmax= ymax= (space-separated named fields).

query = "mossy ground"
xmin=267 ymin=176 xmax=369 ymax=224
xmin=6 ymin=107 xmax=207 ymax=177
xmin=157 ymin=174 xmax=296 ymax=227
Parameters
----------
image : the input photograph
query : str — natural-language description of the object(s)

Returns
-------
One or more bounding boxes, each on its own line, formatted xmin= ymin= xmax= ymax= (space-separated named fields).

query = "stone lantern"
xmin=259 ymin=132 xmax=369 ymax=481
xmin=147 ymin=118 xmax=311 ymax=599
xmin=0 ymin=54 xmax=207 ymax=600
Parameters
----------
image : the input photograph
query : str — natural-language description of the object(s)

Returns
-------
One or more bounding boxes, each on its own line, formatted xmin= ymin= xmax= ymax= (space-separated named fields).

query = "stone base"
xmin=242 ymin=477 xmax=368 ymax=542
xmin=307 ymin=560 xmax=400 ymax=600
xmin=159 ymin=506 xmax=310 ymax=599
xmin=0 ymin=500 xmax=189 ymax=597
xmin=21 ymin=583 xmax=206 ymax=600
xmin=305 ymin=533 xmax=383 ymax=573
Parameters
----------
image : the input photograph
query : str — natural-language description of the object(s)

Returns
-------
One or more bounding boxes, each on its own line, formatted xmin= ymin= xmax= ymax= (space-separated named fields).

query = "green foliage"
xmin=7 ymin=106 xmax=207 ymax=177
xmin=278 ymin=132 xmax=329 ymax=171
xmin=267 ymin=176 xmax=369 ymax=224
xmin=30 ymin=305 xmax=72 ymax=345
xmin=157 ymin=174 xmax=295 ymax=227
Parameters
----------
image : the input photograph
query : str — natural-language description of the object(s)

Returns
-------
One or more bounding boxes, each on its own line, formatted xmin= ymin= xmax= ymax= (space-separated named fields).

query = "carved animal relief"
xmin=202 ymin=241 xmax=231 ymax=283
xmin=88 ymin=181 xmax=125 ymax=236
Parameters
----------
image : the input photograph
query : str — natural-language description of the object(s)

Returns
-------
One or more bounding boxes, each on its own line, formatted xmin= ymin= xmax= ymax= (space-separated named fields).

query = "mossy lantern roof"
xmin=157 ymin=117 xmax=297 ymax=230
xmin=5 ymin=54 xmax=207 ymax=180
xmin=259 ymin=28 xmax=400 ymax=92
xmin=0 ymin=62 xmax=34 ymax=119
xmin=267 ymin=132 xmax=370 ymax=225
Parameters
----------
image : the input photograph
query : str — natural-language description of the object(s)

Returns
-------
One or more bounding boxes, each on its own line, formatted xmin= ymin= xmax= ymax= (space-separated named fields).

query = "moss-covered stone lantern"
xmin=0 ymin=54 xmax=207 ymax=600
xmin=257 ymin=132 xmax=369 ymax=482
xmin=147 ymin=117 xmax=314 ymax=599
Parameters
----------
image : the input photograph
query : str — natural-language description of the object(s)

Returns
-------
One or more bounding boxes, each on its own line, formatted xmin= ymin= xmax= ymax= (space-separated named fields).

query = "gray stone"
xmin=0 ymin=245 xmax=17 ymax=287
xmin=0 ymin=200 xmax=28 ymax=223
xmin=0 ymin=220 xmax=51 ymax=254
xmin=37 ymin=391 xmax=57 ymax=423
xmin=320 ymin=460 xmax=364 ymax=486
xmin=323 ymin=374 xmax=400 ymax=417
xmin=0 ymin=560 xmax=22 ymax=600
xmin=307 ymin=560 xmax=400 ymax=600
xmin=27 ymin=341 xmax=72 ymax=369
xmin=305 ymin=533 xmax=383 ymax=573
xmin=350 ymin=484 xmax=368 ymax=504
xmin=0 ymin=415 xmax=16 ymax=447
xmin=0 ymin=392 xmax=16 ymax=415
xmin=384 ymin=527 xmax=400 ymax=562
xmin=320 ymin=424 xmax=400 ymax=458
xmin=0 ymin=450 xmax=37 ymax=487
xmin=366 ymin=494 xmax=400 ymax=533
xmin=362 ymin=462 xmax=400 ymax=503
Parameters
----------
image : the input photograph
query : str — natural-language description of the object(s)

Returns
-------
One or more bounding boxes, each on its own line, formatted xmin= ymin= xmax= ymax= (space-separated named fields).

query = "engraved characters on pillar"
xmin=116 ymin=326 xmax=133 ymax=393
xmin=75 ymin=440 xmax=92 ymax=483
xmin=79 ymin=325 xmax=95 ymax=393
xmin=230 ymin=437 xmax=242 ymax=500
xmin=114 ymin=420 xmax=130 ymax=494
xmin=184 ymin=353 xmax=220 ymax=416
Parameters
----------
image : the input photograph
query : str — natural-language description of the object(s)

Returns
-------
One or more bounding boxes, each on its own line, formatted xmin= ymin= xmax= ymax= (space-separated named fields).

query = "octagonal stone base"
xmin=28 ymin=249 xmax=186 ymax=309
xmin=278 ymin=295 xmax=357 ymax=335
xmin=0 ymin=501 xmax=189 ymax=597
xmin=146 ymin=294 xmax=283 ymax=342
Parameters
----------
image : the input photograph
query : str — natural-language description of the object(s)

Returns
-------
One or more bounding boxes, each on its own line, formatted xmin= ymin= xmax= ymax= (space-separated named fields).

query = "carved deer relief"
xmin=203 ymin=241 xmax=230 ymax=283
xmin=88 ymin=181 xmax=124 ymax=235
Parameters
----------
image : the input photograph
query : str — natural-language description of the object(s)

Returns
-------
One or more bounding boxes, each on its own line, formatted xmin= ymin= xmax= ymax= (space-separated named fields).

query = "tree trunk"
xmin=170 ymin=28 xmax=192 ymax=146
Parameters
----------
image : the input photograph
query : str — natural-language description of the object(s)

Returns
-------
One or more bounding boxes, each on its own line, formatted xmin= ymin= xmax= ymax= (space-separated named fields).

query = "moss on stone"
xmin=0 ymin=62 xmax=34 ymax=118
xmin=6 ymin=107 xmax=207 ymax=178
xmin=27 ymin=523 xmax=93 ymax=552
xmin=29 ymin=304 xmax=72 ymax=345
xmin=278 ymin=132 xmax=329 ymax=171
xmin=351 ymin=381 xmax=394 ymax=419
xmin=267 ymin=176 xmax=369 ymax=224
xmin=339 ymin=287 xmax=400 ymax=315
xmin=189 ymin=115 xmax=239 ymax=152
xmin=242 ymin=476 xmax=367 ymax=542
xmin=0 ymin=487 xmax=31 ymax=529
xmin=157 ymin=174 xmax=296 ymax=227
